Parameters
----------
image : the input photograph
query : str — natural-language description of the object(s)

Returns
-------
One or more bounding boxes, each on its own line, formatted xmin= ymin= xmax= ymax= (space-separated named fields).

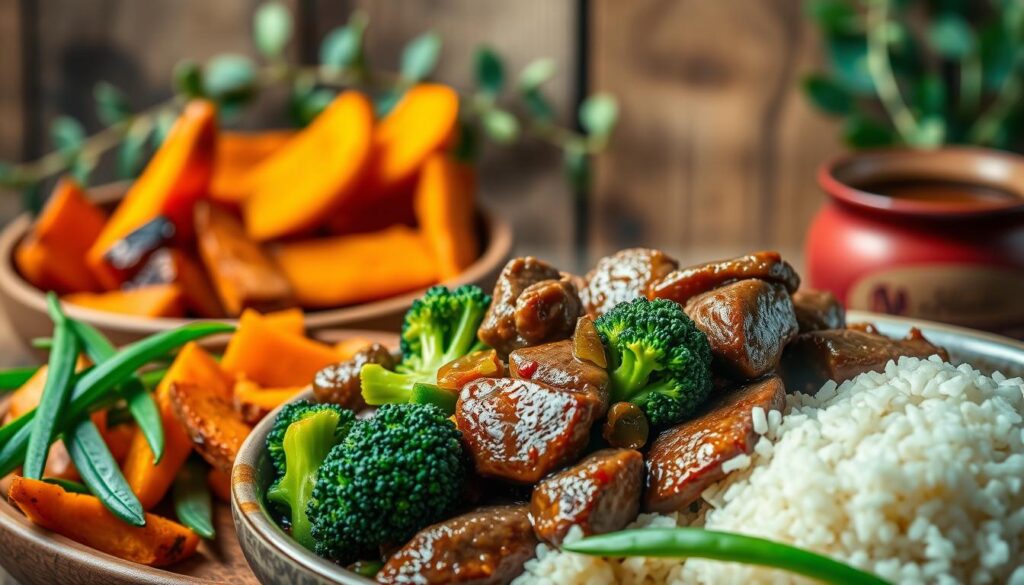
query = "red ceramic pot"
xmin=808 ymin=147 xmax=1024 ymax=338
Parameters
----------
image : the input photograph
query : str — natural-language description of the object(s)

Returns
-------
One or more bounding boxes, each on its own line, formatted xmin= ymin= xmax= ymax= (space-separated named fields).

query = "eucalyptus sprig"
xmin=803 ymin=0 xmax=1024 ymax=152
xmin=0 ymin=2 xmax=617 ymax=213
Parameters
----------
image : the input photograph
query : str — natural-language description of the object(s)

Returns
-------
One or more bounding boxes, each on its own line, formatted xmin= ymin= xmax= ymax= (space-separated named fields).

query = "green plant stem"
xmin=865 ymin=0 xmax=919 ymax=144
xmin=969 ymin=48 xmax=1024 ymax=145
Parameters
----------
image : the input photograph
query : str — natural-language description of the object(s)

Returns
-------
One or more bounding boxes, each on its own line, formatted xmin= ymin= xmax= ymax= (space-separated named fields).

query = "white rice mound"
xmin=513 ymin=356 xmax=1024 ymax=585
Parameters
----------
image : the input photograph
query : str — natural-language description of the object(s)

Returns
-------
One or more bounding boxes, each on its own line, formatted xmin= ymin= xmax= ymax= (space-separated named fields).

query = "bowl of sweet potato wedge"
xmin=0 ymin=85 xmax=512 ymax=347
xmin=0 ymin=299 xmax=397 ymax=585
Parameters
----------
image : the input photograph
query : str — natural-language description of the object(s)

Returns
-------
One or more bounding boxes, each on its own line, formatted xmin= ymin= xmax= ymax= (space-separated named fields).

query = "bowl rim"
xmin=817 ymin=145 xmax=1024 ymax=219
xmin=0 ymin=182 xmax=513 ymax=335
xmin=231 ymin=310 xmax=1024 ymax=585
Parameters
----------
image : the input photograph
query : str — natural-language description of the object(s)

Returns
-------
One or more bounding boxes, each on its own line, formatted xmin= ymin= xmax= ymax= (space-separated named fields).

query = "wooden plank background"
xmin=0 ymin=0 xmax=842 ymax=273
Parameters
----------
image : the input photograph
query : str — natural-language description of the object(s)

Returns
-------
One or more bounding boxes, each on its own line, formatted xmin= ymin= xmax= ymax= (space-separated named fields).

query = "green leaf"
xmin=474 ymin=47 xmax=504 ymax=96
xmin=374 ymin=90 xmax=403 ymax=117
xmin=802 ymin=74 xmax=853 ymax=115
xmin=805 ymin=0 xmax=860 ymax=35
xmin=481 ymin=108 xmax=519 ymax=144
xmin=173 ymin=60 xmax=204 ymax=99
xmin=928 ymin=15 xmax=975 ymax=59
xmin=117 ymin=120 xmax=151 ymax=179
xmin=93 ymin=82 xmax=131 ymax=126
xmin=913 ymin=74 xmax=946 ymax=117
xmin=254 ymin=2 xmax=293 ymax=59
xmin=579 ymin=93 xmax=618 ymax=138
xmin=909 ymin=117 xmax=945 ymax=148
xmin=519 ymin=58 xmax=556 ymax=91
xmin=70 ymin=153 xmax=96 ymax=186
xmin=151 ymin=110 xmax=176 ymax=148
xmin=563 ymin=141 xmax=590 ymax=193
xmin=825 ymin=35 xmax=874 ymax=95
xmin=291 ymin=88 xmax=336 ymax=127
xmin=320 ymin=12 xmax=368 ymax=71
xmin=203 ymin=54 xmax=257 ymax=100
xmin=843 ymin=114 xmax=894 ymax=148
xmin=451 ymin=119 xmax=479 ymax=163
xmin=400 ymin=32 xmax=441 ymax=82
xmin=979 ymin=23 xmax=1013 ymax=91
xmin=50 ymin=116 xmax=85 ymax=159
xmin=522 ymin=87 xmax=554 ymax=122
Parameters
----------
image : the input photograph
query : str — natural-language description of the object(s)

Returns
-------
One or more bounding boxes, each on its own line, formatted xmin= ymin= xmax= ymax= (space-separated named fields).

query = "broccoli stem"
xmin=418 ymin=327 xmax=447 ymax=371
xmin=610 ymin=344 xmax=662 ymax=402
xmin=360 ymin=363 xmax=431 ymax=405
xmin=267 ymin=410 xmax=341 ymax=550
xmin=443 ymin=304 xmax=488 ymax=364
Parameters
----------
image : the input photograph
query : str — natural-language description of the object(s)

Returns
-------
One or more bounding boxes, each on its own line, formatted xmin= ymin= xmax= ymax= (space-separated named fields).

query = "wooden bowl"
xmin=0 ymin=329 xmax=397 ymax=585
xmin=0 ymin=183 xmax=513 ymax=348
xmin=231 ymin=312 xmax=1024 ymax=585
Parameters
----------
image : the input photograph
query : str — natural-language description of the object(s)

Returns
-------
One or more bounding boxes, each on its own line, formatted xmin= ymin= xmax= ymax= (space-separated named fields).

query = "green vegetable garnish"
xmin=65 ymin=417 xmax=145 ymax=526
xmin=0 ymin=366 xmax=40 ymax=392
xmin=173 ymin=458 xmax=216 ymax=539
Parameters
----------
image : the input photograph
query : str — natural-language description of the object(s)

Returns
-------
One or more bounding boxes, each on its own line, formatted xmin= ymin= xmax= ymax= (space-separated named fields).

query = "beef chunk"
xmin=508 ymin=339 xmax=609 ymax=416
xmin=378 ymin=505 xmax=537 ymax=585
xmin=456 ymin=378 xmax=598 ymax=484
xmin=312 ymin=344 xmax=395 ymax=410
xmin=792 ymin=289 xmax=845 ymax=333
xmin=684 ymin=279 xmax=798 ymax=380
xmin=649 ymin=250 xmax=800 ymax=305
xmin=530 ymin=449 xmax=643 ymax=545
xmin=478 ymin=257 xmax=582 ymax=357
xmin=644 ymin=375 xmax=785 ymax=513
xmin=585 ymin=248 xmax=678 ymax=317
xmin=780 ymin=328 xmax=948 ymax=394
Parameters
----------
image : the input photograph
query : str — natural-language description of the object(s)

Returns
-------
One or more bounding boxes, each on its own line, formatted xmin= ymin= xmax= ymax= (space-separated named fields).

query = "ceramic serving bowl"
xmin=0 ymin=182 xmax=513 ymax=348
xmin=231 ymin=311 xmax=1024 ymax=585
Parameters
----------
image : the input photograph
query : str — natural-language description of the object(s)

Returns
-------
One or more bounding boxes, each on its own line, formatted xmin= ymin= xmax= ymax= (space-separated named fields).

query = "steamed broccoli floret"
xmin=266 ymin=401 xmax=354 ymax=479
xmin=594 ymin=297 xmax=713 ymax=428
xmin=307 ymin=403 xmax=465 ymax=562
xmin=360 ymin=285 xmax=491 ymax=405
xmin=266 ymin=410 xmax=343 ymax=549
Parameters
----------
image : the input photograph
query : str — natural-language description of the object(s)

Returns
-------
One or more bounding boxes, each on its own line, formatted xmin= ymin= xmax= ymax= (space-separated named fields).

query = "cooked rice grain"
xmin=514 ymin=356 xmax=1024 ymax=585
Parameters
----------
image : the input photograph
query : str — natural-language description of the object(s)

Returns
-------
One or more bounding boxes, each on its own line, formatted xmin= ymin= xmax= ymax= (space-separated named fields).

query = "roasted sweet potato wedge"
xmin=168 ymin=380 xmax=252 ymax=474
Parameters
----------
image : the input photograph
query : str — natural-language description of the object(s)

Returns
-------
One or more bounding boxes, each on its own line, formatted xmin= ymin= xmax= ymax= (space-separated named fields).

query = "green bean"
xmin=65 ymin=417 xmax=146 ymax=526
xmin=71 ymin=320 xmax=164 ymax=462
xmin=562 ymin=528 xmax=890 ymax=585
xmin=42 ymin=477 xmax=90 ymax=494
xmin=138 ymin=366 xmax=169 ymax=392
xmin=0 ymin=322 xmax=234 ymax=476
xmin=30 ymin=337 xmax=52 ymax=350
xmin=24 ymin=293 xmax=80 ymax=479
xmin=0 ymin=366 xmax=39 ymax=392
xmin=410 ymin=382 xmax=457 ymax=415
xmin=173 ymin=458 xmax=215 ymax=539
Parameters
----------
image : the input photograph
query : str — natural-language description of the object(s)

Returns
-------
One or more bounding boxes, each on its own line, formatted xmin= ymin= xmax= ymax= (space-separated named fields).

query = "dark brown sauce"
xmin=857 ymin=179 xmax=1021 ymax=207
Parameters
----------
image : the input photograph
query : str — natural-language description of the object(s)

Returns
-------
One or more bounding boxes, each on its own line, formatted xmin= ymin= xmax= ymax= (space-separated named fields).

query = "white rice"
xmin=513 ymin=356 xmax=1024 ymax=585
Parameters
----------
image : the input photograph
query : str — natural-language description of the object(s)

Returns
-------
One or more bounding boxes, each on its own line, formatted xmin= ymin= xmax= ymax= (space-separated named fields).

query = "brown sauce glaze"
xmin=585 ymin=248 xmax=678 ymax=317
xmin=648 ymin=250 xmax=800 ymax=306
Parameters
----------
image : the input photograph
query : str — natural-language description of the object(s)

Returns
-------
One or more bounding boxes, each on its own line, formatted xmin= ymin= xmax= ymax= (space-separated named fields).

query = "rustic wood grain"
xmin=589 ymin=0 xmax=844 ymax=268
xmin=302 ymin=0 xmax=581 ymax=268
xmin=0 ymin=0 xmax=26 ymax=217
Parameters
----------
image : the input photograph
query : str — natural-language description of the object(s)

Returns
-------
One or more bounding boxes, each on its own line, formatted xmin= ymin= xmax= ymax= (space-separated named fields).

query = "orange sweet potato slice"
xmin=239 ymin=307 xmax=304 ymax=337
xmin=8 ymin=476 xmax=200 ymax=567
xmin=414 ymin=154 xmax=479 ymax=280
xmin=243 ymin=91 xmax=374 ymax=241
xmin=210 ymin=130 xmax=294 ymax=205
xmin=371 ymin=84 xmax=459 ymax=193
xmin=168 ymin=380 xmax=252 ymax=474
xmin=16 ymin=235 xmax=106 ymax=294
xmin=233 ymin=378 xmax=304 ymax=424
xmin=195 ymin=202 xmax=295 ymax=316
xmin=123 ymin=342 xmax=231 ymax=509
xmin=63 ymin=284 xmax=185 ymax=318
xmin=273 ymin=225 xmax=439 ymax=308
xmin=221 ymin=310 xmax=338 ymax=388
xmin=87 ymin=100 xmax=216 ymax=288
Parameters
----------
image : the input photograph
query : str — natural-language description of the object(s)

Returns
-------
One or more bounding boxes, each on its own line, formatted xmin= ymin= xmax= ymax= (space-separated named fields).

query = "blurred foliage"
xmin=803 ymin=0 xmax=1024 ymax=151
xmin=2 ymin=2 xmax=617 ymax=212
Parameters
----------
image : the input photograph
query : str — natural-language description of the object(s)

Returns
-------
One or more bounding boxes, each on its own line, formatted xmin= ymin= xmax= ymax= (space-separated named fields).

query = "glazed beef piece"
xmin=508 ymin=339 xmax=610 ymax=416
xmin=377 ymin=504 xmax=537 ymax=585
xmin=780 ymin=328 xmax=949 ymax=394
xmin=530 ymin=448 xmax=643 ymax=545
xmin=585 ymin=248 xmax=678 ymax=317
xmin=644 ymin=375 xmax=785 ymax=513
xmin=312 ymin=343 xmax=395 ymax=410
xmin=456 ymin=378 xmax=599 ymax=483
xmin=792 ymin=289 xmax=845 ymax=333
xmin=684 ymin=279 xmax=799 ymax=380
xmin=478 ymin=257 xmax=582 ymax=357
xmin=648 ymin=250 xmax=800 ymax=305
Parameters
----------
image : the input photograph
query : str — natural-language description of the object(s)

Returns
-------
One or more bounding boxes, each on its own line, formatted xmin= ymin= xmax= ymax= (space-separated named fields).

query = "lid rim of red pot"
xmin=818 ymin=146 xmax=1024 ymax=219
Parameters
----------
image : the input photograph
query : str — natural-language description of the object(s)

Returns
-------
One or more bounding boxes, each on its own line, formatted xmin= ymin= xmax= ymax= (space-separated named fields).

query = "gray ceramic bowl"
xmin=231 ymin=311 xmax=1024 ymax=585
xmin=0 ymin=183 xmax=513 ymax=349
